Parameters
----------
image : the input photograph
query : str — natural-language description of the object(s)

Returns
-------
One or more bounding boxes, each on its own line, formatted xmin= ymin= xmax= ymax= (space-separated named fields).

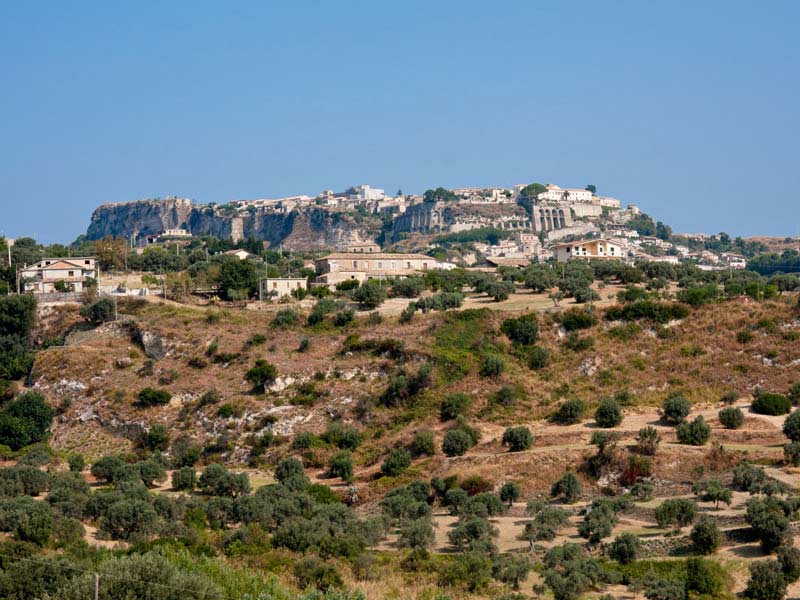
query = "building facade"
xmin=260 ymin=278 xmax=308 ymax=298
xmin=20 ymin=257 xmax=99 ymax=293
xmin=315 ymin=253 xmax=453 ymax=286
xmin=551 ymin=239 xmax=626 ymax=262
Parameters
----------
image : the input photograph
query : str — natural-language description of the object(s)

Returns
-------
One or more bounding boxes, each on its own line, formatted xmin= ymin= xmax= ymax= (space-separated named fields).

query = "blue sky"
xmin=1 ymin=1 xmax=799 ymax=243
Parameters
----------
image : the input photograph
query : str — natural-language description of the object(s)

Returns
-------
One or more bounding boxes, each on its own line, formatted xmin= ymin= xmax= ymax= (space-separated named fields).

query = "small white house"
xmin=224 ymin=249 xmax=259 ymax=261
xmin=260 ymin=278 xmax=307 ymax=299
xmin=551 ymin=239 xmax=626 ymax=262
xmin=20 ymin=257 xmax=99 ymax=293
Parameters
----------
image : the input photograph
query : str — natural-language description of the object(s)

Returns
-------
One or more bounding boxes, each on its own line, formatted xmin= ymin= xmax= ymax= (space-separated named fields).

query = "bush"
xmin=551 ymin=472 xmax=581 ymax=502
xmin=752 ymin=393 xmax=792 ymax=416
xmin=552 ymin=398 xmax=585 ymax=425
xmin=563 ymin=332 xmax=594 ymax=352
xmin=784 ymin=442 xmax=800 ymax=466
xmin=135 ymin=388 xmax=171 ymax=408
xmin=410 ymin=430 xmax=436 ymax=457
xmin=442 ymin=430 xmax=473 ymax=457
xmin=440 ymin=393 xmax=471 ymax=421
xmin=777 ymin=545 xmax=800 ymax=583
xmin=245 ymin=359 xmax=277 ymax=392
xmin=274 ymin=457 xmax=305 ymax=483
xmin=478 ymin=354 xmax=504 ymax=378
xmin=328 ymin=451 xmax=354 ymax=483
xmin=0 ymin=335 xmax=34 ymax=381
xmin=609 ymin=532 xmax=641 ymax=564
xmin=501 ymin=426 xmax=532 ymax=452
xmin=676 ymin=416 xmax=711 ymax=446
xmin=595 ymin=398 xmax=623 ymax=428
xmin=560 ymin=308 xmax=598 ymax=331
xmin=332 ymin=309 xmax=354 ymax=327
xmin=391 ymin=277 xmax=426 ymax=298
xmin=140 ymin=424 xmax=169 ymax=451
xmin=691 ymin=517 xmax=721 ymax=554
xmin=352 ymin=281 xmax=387 ymax=309
xmin=79 ymin=298 xmax=115 ymax=325
xmin=655 ymin=498 xmax=696 ymax=528
xmin=636 ymin=426 xmax=661 ymax=455
xmin=718 ymin=406 xmax=744 ymax=429
xmin=321 ymin=423 xmax=362 ymax=450
xmin=783 ymin=410 xmax=800 ymax=441
xmin=0 ymin=391 xmax=54 ymax=450
xmin=381 ymin=448 xmax=411 ymax=477
xmin=662 ymin=394 xmax=691 ymax=424
xmin=745 ymin=560 xmax=787 ymax=600
xmin=293 ymin=557 xmax=343 ymax=591
xmin=67 ymin=453 xmax=85 ymax=473
xmin=171 ymin=467 xmax=196 ymax=491
xmin=500 ymin=314 xmax=538 ymax=345
xmin=270 ymin=308 xmax=298 ymax=328
xmin=527 ymin=345 xmax=550 ymax=370
xmin=486 ymin=280 xmax=515 ymax=301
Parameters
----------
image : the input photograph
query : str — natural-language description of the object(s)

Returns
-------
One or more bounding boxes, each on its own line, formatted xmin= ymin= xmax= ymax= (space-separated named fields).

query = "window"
xmin=422 ymin=263 xmax=428 ymax=270
xmin=68 ymin=271 xmax=74 ymax=277
xmin=353 ymin=261 xmax=358 ymax=268
xmin=85 ymin=260 xmax=91 ymax=265
xmin=378 ymin=262 xmax=383 ymax=269
xmin=273 ymin=282 xmax=277 ymax=289
xmin=406 ymin=262 xmax=411 ymax=269
xmin=391 ymin=261 xmax=396 ymax=269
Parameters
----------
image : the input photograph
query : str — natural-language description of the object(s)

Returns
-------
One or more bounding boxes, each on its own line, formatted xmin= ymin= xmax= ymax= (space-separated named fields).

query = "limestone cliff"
xmin=86 ymin=198 xmax=381 ymax=250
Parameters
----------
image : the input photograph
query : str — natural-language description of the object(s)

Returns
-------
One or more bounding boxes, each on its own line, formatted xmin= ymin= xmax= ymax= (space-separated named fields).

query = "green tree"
xmin=691 ymin=517 xmax=721 ymax=554
xmin=783 ymin=410 xmax=800 ymax=442
xmin=328 ymin=451 xmax=354 ymax=483
xmin=609 ymin=532 xmax=640 ymax=564
xmin=595 ymin=398 xmax=623 ymax=428
xmin=245 ymin=359 xmax=277 ymax=392
xmin=352 ymin=280 xmax=387 ymax=309
xmin=501 ymin=426 xmax=532 ymax=452
xmin=551 ymin=472 xmax=582 ymax=503
xmin=79 ymin=298 xmax=116 ymax=325
xmin=500 ymin=314 xmax=538 ymax=345
xmin=676 ymin=416 xmax=711 ymax=446
xmin=718 ymin=406 xmax=744 ymax=429
xmin=381 ymin=448 xmax=411 ymax=477
xmin=217 ymin=258 xmax=258 ymax=300
xmin=662 ymin=394 xmax=691 ymax=424
xmin=499 ymin=481 xmax=521 ymax=507
xmin=442 ymin=429 xmax=473 ymax=457
xmin=745 ymin=560 xmax=787 ymax=600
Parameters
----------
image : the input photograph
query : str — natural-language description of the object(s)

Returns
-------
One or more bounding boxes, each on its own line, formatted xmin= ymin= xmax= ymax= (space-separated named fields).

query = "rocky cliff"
xmin=86 ymin=198 xmax=381 ymax=250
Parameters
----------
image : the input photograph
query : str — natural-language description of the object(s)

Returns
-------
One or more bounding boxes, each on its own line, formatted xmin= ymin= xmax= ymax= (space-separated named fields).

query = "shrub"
xmin=552 ymin=398 xmax=585 ymax=425
xmin=551 ymin=472 xmax=581 ymax=503
xmin=0 ymin=391 xmax=54 ymax=450
xmin=478 ymin=354 xmax=504 ymax=378
xmin=783 ymin=410 xmax=800 ymax=441
xmin=732 ymin=462 xmax=767 ymax=492
xmin=391 ymin=277 xmax=426 ymax=298
xmin=737 ymin=330 xmax=754 ymax=344
xmin=745 ymin=560 xmax=787 ymax=600
xmin=495 ymin=482 xmax=520 ymax=509
xmin=321 ymin=423 xmax=362 ymax=449
xmin=655 ymin=498 xmax=696 ymax=528
xmin=409 ymin=430 xmax=436 ymax=457
xmin=563 ymin=332 xmax=594 ymax=352
xmin=271 ymin=308 xmax=298 ymax=328
xmin=293 ymin=557 xmax=343 ymax=591
xmin=140 ymin=424 xmax=169 ymax=451
xmin=440 ymin=393 xmax=471 ymax=421
xmin=328 ymin=451 xmax=354 ymax=483
xmin=527 ymin=345 xmax=550 ymax=370
xmin=67 ymin=453 xmax=85 ymax=473
xmin=609 ymin=532 xmax=641 ymax=564
xmin=135 ymin=388 xmax=171 ymax=408
xmin=486 ymin=280 xmax=515 ymax=301
xmin=332 ymin=309 xmax=355 ymax=327
xmin=752 ymin=393 xmax=791 ymax=416
xmin=79 ymin=298 xmax=115 ymax=325
xmin=274 ymin=457 xmax=306 ymax=483
xmin=501 ymin=426 xmax=532 ymax=452
xmin=442 ymin=430 xmax=473 ymax=457
xmin=784 ymin=442 xmax=800 ymax=466
xmin=691 ymin=517 xmax=721 ymax=554
xmin=636 ymin=426 xmax=661 ymax=455
xmin=560 ymin=308 xmax=598 ymax=331
xmin=245 ymin=359 xmax=277 ymax=392
xmin=685 ymin=557 xmax=726 ymax=597
xmin=595 ymin=398 xmax=623 ymax=428
xmin=718 ymin=406 xmax=744 ymax=429
xmin=352 ymin=281 xmax=387 ymax=309
xmin=171 ymin=467 xmax=196 ymax=491
xmin=778 ymin=545 xmax=800 ymax=583
xmin=500 ymin=314 xmax=538 ymax=345
xmin=676 ymin=416 xmax=711 ymax=446
xmin=381 ymin=448 xmax=412 ymax=477
xmin=662 ymin=394 xmax=691 ymax=424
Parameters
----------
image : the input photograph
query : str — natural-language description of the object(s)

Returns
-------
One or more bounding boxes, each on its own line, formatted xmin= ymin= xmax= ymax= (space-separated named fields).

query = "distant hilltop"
xmin=85 ymin=183 xmax=639 ymax=251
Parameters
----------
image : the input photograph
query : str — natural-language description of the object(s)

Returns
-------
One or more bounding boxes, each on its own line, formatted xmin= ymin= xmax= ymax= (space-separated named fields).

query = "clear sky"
xmin=1 ymin=1 xmax=799 ymax=243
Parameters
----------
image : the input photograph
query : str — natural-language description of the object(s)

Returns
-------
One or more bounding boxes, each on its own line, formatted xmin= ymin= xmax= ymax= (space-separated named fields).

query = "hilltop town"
xmin=2 ymin=181 xmax=800 ymax=600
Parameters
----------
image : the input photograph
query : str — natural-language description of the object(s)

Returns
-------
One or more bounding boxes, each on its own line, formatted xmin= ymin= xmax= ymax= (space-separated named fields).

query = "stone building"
xmin=314 ymin=253 xmax=454 ymax=286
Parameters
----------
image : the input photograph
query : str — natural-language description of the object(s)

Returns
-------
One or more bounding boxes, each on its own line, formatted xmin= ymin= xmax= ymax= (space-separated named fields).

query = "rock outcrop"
xmin=86 ymin=198 xmax=381 ymax=251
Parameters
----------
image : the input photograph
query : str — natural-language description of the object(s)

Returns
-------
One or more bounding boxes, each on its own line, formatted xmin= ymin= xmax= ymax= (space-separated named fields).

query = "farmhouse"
xmin=259 ymin=278 xmax=307 ymax=299
xmin=315 ymin=253 xmax=454 ymax=286
xmin=551 ymin=239 xmax=626 ymax=262
xmin=20 ymin=257 xmax=99 ymax=293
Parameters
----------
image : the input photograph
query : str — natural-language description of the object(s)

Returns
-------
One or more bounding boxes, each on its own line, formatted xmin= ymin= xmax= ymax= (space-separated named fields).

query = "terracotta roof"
xmin=549 ymin=238 xmax=622 ymax=249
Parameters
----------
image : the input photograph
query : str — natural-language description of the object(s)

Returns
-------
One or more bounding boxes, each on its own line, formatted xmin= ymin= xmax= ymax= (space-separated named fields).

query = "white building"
xmin=349 ymin=185 xmax=385 ymax=202
xmin=260 ymin=278 xmax=307 ymax=299
xmin=551 ymin=239 xmax=626 ymax=262
xmin=20 ymin=257 xmax=99 ymax=294
xmin=538 ymin=184 xmax=593 ymax=203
